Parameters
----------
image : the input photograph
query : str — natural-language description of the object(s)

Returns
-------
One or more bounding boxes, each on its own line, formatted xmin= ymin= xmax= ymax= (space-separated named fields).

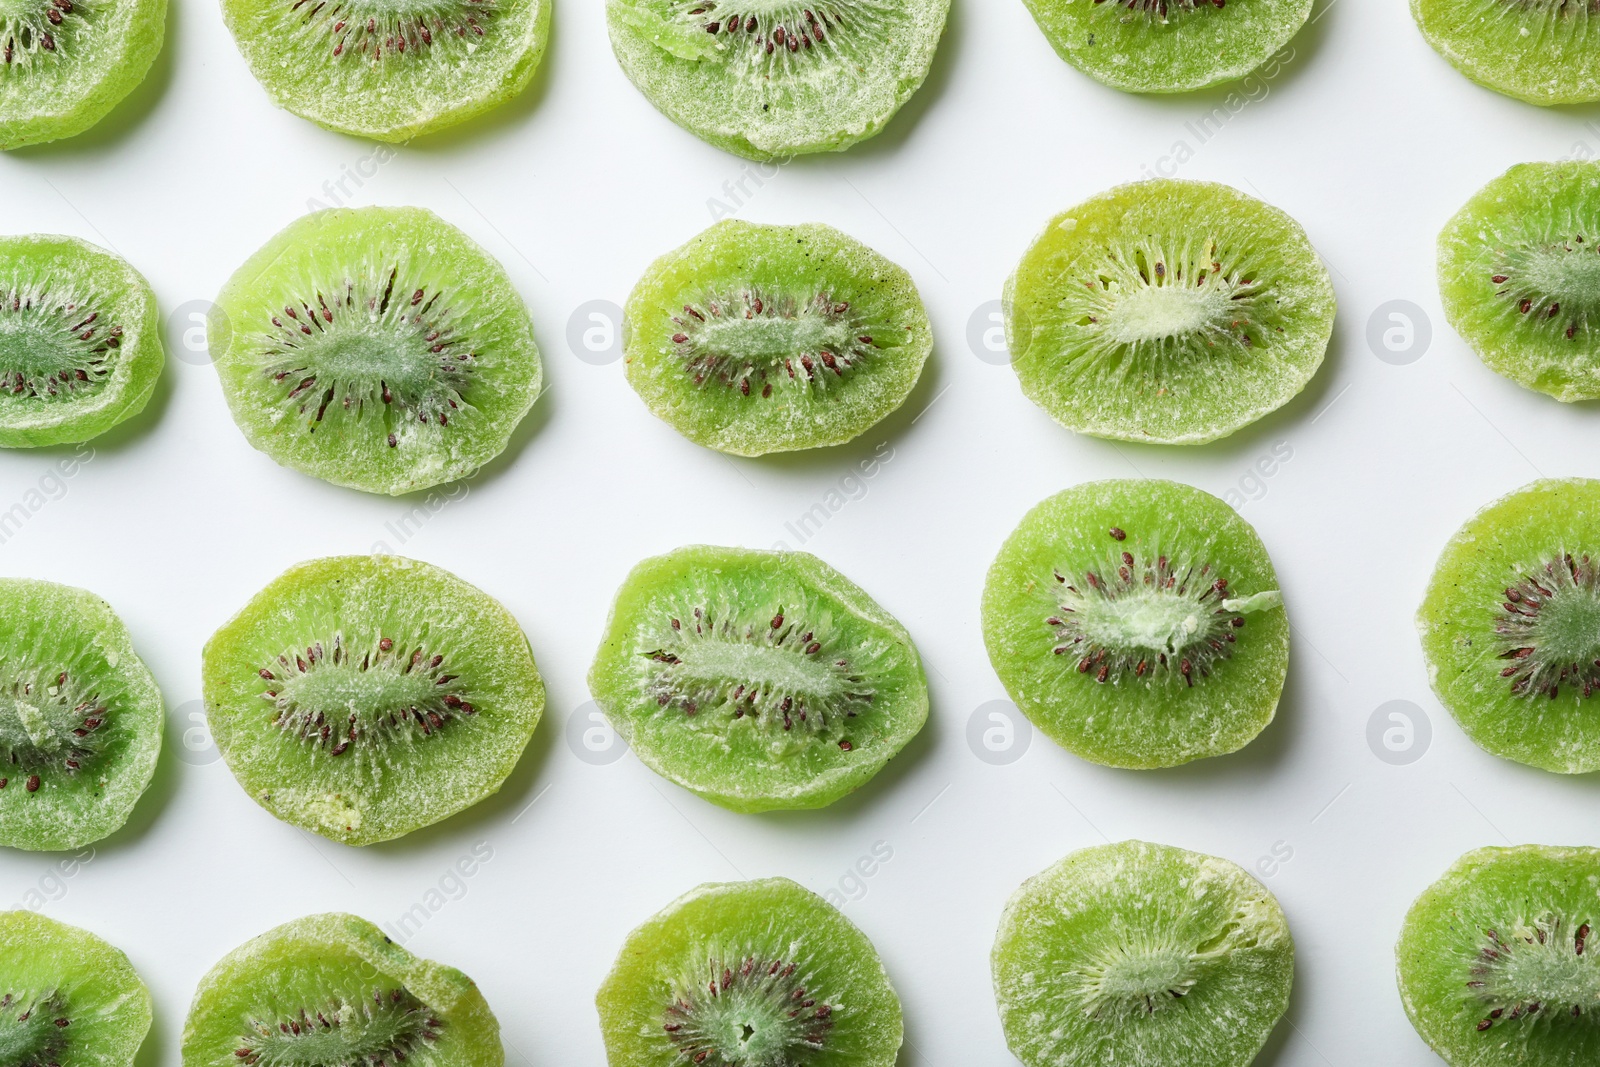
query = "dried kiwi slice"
xmin=0 ymin=579 xmax=163 ymax=851
xmin=588 ymin=545 xmax=928 ymax=812
xmin=993 ymin=840 xmax=1294 ymax=1067
xmin=210 ymin=207 xmax=543 ymax=496
xmin=1005 ymin=180 xmax=1335 ymax=444
xmin=981 ymin=479 xmax=1288 ymax=769
xmin=182 ymin=913 xmax=502 ymax=1067
xmin=0 ymin=911 xmax=152 ymax=1067
xmin=1413 ymin=0 xmax=1600 ymax=105
xmin=606 ymin=0 xmax=950 ymax=160
xmin=1022 ymin=0 xmax=1310 ymax=93
xmin=1439 ymin=162 xmax=1600 ymax=401
xmin=1418 ymin=479 xmax=1600 ymax=774
xmin=595 ymin=877 xmax=902 ymax=1067
xmin=624 ymin=221 xmax=931 ymax=456
xmin=0 ymin=0 xmax=164 ymax=149
xmin=0 ymin=235 xmax=164 ymax=447
xmin=201 ymin=554 xmax=544 ymax=845
xmin=221 ymin=0 xmax=548 ymax=140
xmin=1397 ymin=845 xmax=1600 ymax=1066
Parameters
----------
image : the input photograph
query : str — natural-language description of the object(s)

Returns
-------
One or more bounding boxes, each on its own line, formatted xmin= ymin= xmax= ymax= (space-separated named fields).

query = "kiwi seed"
xmin=232 ymin=987 xmax=443 ymax=1065
xmin=669 ymin=289 xmax=876 ymax=401
xmin=661 ymin=954 xmax=836 ymax=1064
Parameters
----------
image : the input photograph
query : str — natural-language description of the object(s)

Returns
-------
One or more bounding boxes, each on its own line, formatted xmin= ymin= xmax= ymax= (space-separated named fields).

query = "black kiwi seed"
xmin=662 ymin=955 xmax=835 ymax=1065
xmin=307 ymin=0 xmax=496 ymax=61
xmin=670 ymin=289 xmax=871 ymax=395
xmin=0 ymin=991 xmax=72 ymax=1067
xmin=1 ymin=670 xmax=109 ymax=789
xmin=233 ymin=988 xmax=442 ymax=1066
xmin=0 ymin=286 xmax=121 ymax=400
xmin=1469 ymin=917 xmax=1595 ymax=1030
xmin=1493 ymin=553 xmax=1600 ymax=700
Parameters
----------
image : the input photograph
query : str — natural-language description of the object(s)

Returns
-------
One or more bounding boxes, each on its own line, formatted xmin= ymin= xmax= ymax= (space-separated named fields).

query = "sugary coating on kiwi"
xmin=982 ymin=479 xmax=1289 ymax=769
xmin=0 ymin=911 xmax=152 ymax=1067
xmin=1005 ymin=179 xmax=1335 ymax=445
xmin=606 ymin=0 xmax=950 ymax=160
xmin=1418 ymin=478 xmax=1600 ymax=774
xmin=1439 ymin=163 xmax=1600 ymax=401
xmin=1397 ymin=845 xmax=1600 ymax=1066
xmin=992 ymin=840 xmax=1293 ymax=1067
xmin=0 ymin=0 xmax=165 ymax=149
xmin=623 ymin=220 xmax=932 ymax=456
xmin=221 ymin=0 xmax=548 ymax=140
xmin=0 ymin=234 xmax=164 ymax=447
xmin=210 ymin=207 xmax=543 ymax=496
xmin=182 ymin=913 xmax=503 ymax=1067
xmin=202 ymin=554 xmax=544 ymax=845
xmin=1413 ymin=0 xmax=1600 ymax=105
xmin=596 ymin=876 xmax=902 ymax=1067
xmin=589 ymin=545 xmax=928 ymax=812
xmin=1022 ymin=0 xmax=1310 ymax=94
xmin=0 ymin=578 xmax=164 ymax=851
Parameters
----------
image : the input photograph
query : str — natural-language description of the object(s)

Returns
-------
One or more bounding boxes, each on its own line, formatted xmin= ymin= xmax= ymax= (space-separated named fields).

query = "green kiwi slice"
xmin=182 ymin=913 xmax=502 ymax=1067
xmin=1005 ymin=180 xmax=1335 ymax=445
xmin=595 ymin=876 xmax=902 ymax=1067
xmin=1417 ymin=478 xmax=1600 ymax=774
xmin=1021 ymin=0 xmax=1310 ymax=94
xmin=221 ymin=0 xmax=548 ymax=141
xmin=981 ymin=479 xmax=1288 ymax=769
xmin=1438 ymin=162 xmax=1600 ymax=401
xmin=0 ymin=0 xmax=164 ymax=149
xmin=0 ymin=578 xmax=163 ymax=851
xmin=588 ymin=545 xmax=928 ymax=812
xmin=0 ymin=911 xmax=152 ymax=1067
xmin=992 ymin=840 xmax=1294 ymax=1067
xmin=605 ymin=0 xmax=950 ymax=160
xmin=0 ymin=235 xmax=164 ymax=448
xmin=1397 ymin=845 xmax=1600 ymax=1066
xmin=624 ymin=220 xmax=932 ymax=456
xmin=210 ymin=206 xmax=542 ymax=496
xmin=201 ymin=554 xmax=544 ymax=845
xmin=1413 ymin=0 xmax=1600 ymax=105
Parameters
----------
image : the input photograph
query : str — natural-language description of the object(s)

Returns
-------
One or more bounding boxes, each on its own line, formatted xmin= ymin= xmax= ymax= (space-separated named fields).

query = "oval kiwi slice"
xmin=202 ymin=554 xmax=544 ymax=845
xmin=596 ymin=876 xmax=902 ymax=1067
xmin=1022 ymin=0 xmax=1309 ymax=93
xmin=992 ymin=840 xmax=1294 ymax=1067
xmin=624 ymin=220 xmax=932 ymax=456
xmin=588 ymin=545 xmax=928 ymax=812
xmin=1413 ymin=0 xmax=1600 ymax=105
xmin=182 ymin=912 xmax=502 ymax=1067
xmin=221 ymin=0 xmax=548 ymax=140
xmin=1397 ymin=844 xmax=1600 ymax=1066
xmin=0 ymin=234 xmax=164 ymax=447
xmin=1006 ymin=180 xmax=1335 ymax=445
xmin=0 ymin=578 xmax=163 ymax=851
xmin=1439 ymin=162 xmax=1600 ymax=402
xmin=211 ymin=207 xmax=543 ymax=496
xmin=1417 ymin=478 xmax=1600 ymax=774
xmin=981 ymin=479 xmax=1288 ymax=769
xmin=0 ymin=911 xmax=152 ymax=1067
xmin=0 ymin=0 xmax=164 ymax=149
xmin=606 ymin=0 xmax=950 ymax=160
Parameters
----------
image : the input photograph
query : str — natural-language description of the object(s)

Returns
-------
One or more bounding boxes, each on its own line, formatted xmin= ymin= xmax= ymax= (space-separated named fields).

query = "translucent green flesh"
xmin=1413 ymin=0 xmax=1600 ymax=104
xmin=0 ymin=912 xmax=152 ymax=1067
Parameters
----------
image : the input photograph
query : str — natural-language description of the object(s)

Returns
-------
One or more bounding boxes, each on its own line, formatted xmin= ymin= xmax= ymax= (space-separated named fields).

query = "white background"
xmin=1 ymin=0 xmax=1597 ymax=1063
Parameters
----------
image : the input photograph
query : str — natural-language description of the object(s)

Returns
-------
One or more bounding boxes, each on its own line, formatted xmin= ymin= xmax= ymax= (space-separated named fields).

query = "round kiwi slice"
xmin=981 ymin=479 xmax=1288 ymax=769
xmin=1413 ymin=0 xmax=1600 ymax=105
xmin=0 ymin=911 xmax=152 ymax=1067
xmin=1021 ymin=0 xmax=1310 ymax=94
xmin=1417 ymin=478 xmax=1600 ymax=774
xmin=0 ymin=234 xmax=164 ymax=448
xmin=0 ymin=578 xmax=163 ymax=852
xmin=1397 ymin=844 xmax=1600 ymax=1066
xmin=221 ymin=0 xmax=548 ymax=141
xmin=210 ymin=206 xmax=542 ymax=496
xmin=624 ymin=220 xmax=932 ymax=457
xmin=588 ymin=545 xmax=928 ymax=812
xmin=605 ymin=0 xmax=950 ymax=160
xmin=1005 ymin=180 xmax=1335 ymax=445
xmin=0 ymin=0 xmax=164 ymax=149
xmin=992 ymin=840 xmax=1294 ymax=1067
xmin=1438 ymin=162 xmax=1600 ymax=402
xmin=596 ymin=876 xmax=902 ymax=1067
xmin=182 ymin=912 xmax=502 ymax=1067
xmin=201 ymin=554 xmax=544 ymax=845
